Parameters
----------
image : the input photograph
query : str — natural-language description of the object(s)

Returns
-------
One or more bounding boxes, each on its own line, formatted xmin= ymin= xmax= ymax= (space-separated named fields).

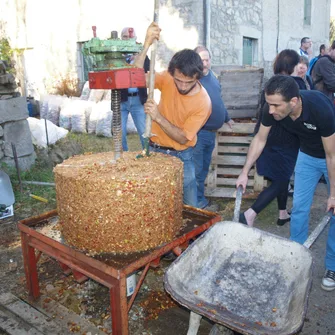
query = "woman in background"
xmin=239 ymin=50 xmax=300 ymax=226
xmin=292 ymin=56 xmax=314 ymax=90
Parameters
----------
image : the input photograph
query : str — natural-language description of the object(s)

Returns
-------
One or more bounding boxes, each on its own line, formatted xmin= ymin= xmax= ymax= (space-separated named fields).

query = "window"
xmin=243 ymin=37 xmax=258 ymax=66
xmin=304 ymin=0 xmax=312 ymax=25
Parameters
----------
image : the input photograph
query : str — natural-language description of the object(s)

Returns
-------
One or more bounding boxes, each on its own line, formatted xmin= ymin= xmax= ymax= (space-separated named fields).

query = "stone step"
xmin=0 ymin=293 xmax=105 ymax=335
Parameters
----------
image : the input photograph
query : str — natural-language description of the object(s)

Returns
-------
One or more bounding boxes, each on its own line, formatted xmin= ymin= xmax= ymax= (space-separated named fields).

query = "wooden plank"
xmin=216 ymin=177 xmax=254 ymax=187
xmin=207 ymin=134 xmax=219 ymax=188
xmin=0 ymin=308 xmax=44 ymax=335
xmin=225 ymin=102 xmax=258 ymax=109
xmin=209 ymin=125 xmax=265 ymax=197
xmin=213 ymin=65 xmax=264 ymax=74
xmin=0 ymin=293 xmax=106 ymax=335
xmin=28 ymin=294 xmax=106 ymax=335
xmin=205 ymin=187 xmax=259 ymax=199
xmin=216 ymin=167 xmax=255 ymax=176
xmin=217 ymin=146 xmax=249 ymax=154
xmin=211 ymin=155 xmax=246 ymax=166
xmin=218 ymin=123 xmax=255 ymax=133
xmin=206 ymin=169 xmax=216 ymax=188
xmin=217 ymin=66 xmax=263 ymax=120
xmin=227 ymin=109 xmax=258 ymax=118
xmin=217 ymin=136 xmax=253 ymax=144
xmin=0 ymin=293 xmax=63 ymax=335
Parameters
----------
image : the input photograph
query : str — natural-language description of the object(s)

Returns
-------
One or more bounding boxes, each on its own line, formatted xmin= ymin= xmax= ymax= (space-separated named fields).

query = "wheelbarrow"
xmin=164 ymin=187 xmax=313 ymax=335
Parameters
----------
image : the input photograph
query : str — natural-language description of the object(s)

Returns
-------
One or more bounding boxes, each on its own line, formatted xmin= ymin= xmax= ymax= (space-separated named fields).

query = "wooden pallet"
xmin=205 ymin=122 xmax=266 ymax=199
xmin=213 ymin=66 xmax=264 ymax=118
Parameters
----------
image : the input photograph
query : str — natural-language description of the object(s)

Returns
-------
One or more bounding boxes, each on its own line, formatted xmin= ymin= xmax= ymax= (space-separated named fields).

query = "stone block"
xmin=0 ymin=97 xmax=28 ymax=123
xmin=0 ymin=148 xmax=3 ymax=160
xmin=0 ymin=73 xmax=15 ymax=85
xmin=1 ymin=151 xmax=36 ymax=171
xmin=3 ymin=120 xmax=34 ymax=157
xmin=0 ymin=125 xmax=3 ymax=137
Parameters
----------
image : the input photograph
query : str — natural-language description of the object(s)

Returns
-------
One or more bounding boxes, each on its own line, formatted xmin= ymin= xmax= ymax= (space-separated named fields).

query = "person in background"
xmin=236 ymin=75 xmax=335 ymax=292
xmin=239 ymin=50 xmax=300 ymax=227
xmin=291 ymin=56 xmax=314 ymax=90
xmin=307 ymin=44 xmax=326 ymax=76
xmin=298 ymin=37 xmax=313 ymax=60
xmin=120 ymin=27 xmax=149 ymax=151
xmin=134 ymin=23 xmax=211 ymax=207
xmin=312 ymin=40 xmax=335 ymax=102
xmin=193 ymin=45 xmax=233 ymax=210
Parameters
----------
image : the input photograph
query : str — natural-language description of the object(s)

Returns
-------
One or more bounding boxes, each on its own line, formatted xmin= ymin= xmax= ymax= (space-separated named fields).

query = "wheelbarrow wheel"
xmin=209 ymin=324 xmax=237 ymax=335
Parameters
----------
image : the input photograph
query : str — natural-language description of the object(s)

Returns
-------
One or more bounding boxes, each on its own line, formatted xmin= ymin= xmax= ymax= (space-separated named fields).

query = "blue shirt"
xmin=298 ymin=48 xmax=309 ymax=57
xmin=199 ymin=70 xmax=230 ymax=130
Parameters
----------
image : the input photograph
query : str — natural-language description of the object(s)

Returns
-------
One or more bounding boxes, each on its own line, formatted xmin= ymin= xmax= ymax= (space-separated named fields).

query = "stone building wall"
xmin=0 ymin=98 xmax=36 ymax=171
xmin=156 ymin=0 xmax=204 ymax=69
xmin=210 ymin=0 xmax=262 ymax=65
xmin=0 ymin=0 xmax=331 ymax=97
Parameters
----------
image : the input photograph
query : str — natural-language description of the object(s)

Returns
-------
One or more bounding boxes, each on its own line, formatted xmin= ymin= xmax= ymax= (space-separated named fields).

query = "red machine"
xmin=88 ymin=67 xmax=146 ymax=90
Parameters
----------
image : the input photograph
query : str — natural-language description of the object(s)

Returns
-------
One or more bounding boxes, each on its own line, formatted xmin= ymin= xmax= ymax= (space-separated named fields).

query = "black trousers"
xmin=251 ymin=179 xmax=290 ymax=214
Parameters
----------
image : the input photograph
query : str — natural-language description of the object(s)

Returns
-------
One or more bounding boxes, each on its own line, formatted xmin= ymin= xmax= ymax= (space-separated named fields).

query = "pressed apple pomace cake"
xmin=53 ymin=151 xmax=184 ymax=254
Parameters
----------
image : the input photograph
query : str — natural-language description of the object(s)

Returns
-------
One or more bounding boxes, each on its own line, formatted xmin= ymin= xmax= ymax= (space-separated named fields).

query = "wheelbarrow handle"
xmin=233 ymin=185 xmax=243 ymax=223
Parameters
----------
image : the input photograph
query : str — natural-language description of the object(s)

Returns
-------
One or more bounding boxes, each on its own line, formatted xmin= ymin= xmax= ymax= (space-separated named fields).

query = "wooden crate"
xmin=205 ymin=122 xmax=266 ymax=199
xmin=213 ymin=66 xmax=264 ymax=119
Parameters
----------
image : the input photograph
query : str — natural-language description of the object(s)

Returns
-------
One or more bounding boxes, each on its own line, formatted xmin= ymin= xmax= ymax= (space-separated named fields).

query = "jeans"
xmin=193 ymin=129 xmax=216 ymax=208
xmin=121 ymin=96 xmax=145 ymax=151
xmin=149 ymin=146 xmax=198 ymax=207
xmin=291 ymin=151 xmax=335 ymax=271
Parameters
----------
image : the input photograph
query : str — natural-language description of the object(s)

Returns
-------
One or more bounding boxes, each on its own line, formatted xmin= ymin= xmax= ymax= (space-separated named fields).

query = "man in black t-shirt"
xmin=236 ymin=75 xmax=335 ymax=291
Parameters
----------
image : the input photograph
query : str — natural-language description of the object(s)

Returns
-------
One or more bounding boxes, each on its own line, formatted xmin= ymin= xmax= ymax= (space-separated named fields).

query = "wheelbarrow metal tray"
xmin=164 ymin=221 xmax=313 ymax=335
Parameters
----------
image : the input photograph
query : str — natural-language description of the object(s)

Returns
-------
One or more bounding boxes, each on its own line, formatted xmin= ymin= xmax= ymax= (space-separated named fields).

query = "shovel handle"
xmin=303 ymin=211 xmax=332 ymax=249
xmin=233 ymin=185 xmax=243 ymax=222
xmin=144 ymin=0 xmax=160 ymax=140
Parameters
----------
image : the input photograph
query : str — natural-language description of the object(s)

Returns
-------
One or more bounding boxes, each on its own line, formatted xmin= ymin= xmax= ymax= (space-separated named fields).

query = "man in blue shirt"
xmin=298 ymin=37 xmax=313 ymax=61
xmin=194 ymin=46 xmax=233 ymax=209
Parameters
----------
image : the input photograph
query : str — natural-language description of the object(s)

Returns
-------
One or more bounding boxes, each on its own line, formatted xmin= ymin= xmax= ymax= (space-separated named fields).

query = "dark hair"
xmin=320 ymin=44 xmax=326 ymax=53
xmin=331 ymin=41 xmax=335 ymax=50
xmin=264 ymin=75 xmax=299 ymax=102
xmin=168 ymin=49 xmax=203 ymax=79
xmin=301 ymin=37 xmax=310 ymax=45
xmin=194 ymin=45 xmax=211 ymax=58
xmin=273 ymin=49 xmax=300 ymax=75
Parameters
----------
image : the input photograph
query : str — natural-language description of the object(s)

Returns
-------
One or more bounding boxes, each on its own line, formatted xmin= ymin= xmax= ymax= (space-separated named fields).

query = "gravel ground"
xmin=0 ymin=182 xmax=334 ymax=334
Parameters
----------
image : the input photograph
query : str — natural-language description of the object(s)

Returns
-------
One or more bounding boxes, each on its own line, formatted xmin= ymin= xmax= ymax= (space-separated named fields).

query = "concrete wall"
xmin=262 ymin=0 xmax=331 ymax=80
xmin=0 ymin=0 xmax=331 ymax=97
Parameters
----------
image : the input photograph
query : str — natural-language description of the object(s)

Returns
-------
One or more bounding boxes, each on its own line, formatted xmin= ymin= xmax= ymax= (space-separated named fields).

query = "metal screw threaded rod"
xmin=111 ymin=89 xmax=122 ymax=160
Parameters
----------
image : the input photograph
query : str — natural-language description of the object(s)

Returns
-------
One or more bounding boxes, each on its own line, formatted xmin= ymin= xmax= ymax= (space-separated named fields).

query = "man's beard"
xmin=176 ymin=82 xmax=197 ymax=95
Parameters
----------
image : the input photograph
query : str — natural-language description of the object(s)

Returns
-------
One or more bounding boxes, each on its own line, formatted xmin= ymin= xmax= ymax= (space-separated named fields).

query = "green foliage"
xmin=0 ymin=38 xmax=15 ymax=73
xmin=0 ymin=38 xmax=13 ymax=62
xmin=330 ymin=18 xmax=335 ymax=44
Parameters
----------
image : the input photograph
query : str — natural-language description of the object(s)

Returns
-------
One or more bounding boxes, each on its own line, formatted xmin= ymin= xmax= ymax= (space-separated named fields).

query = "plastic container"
xmin=126 ymin=273 xmax=137 ymax=296
xmin=27 ymin=97 xmax=38 ymax=117
xmin=0 ymin=171 xmax=15 ymax=207
xmin=27 ymin=98 xmax=33 ymax=117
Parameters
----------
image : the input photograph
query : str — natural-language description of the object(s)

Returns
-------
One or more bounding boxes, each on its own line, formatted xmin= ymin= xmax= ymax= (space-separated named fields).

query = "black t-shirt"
xmin=262 ymin=90 xmax=335 ymax=158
